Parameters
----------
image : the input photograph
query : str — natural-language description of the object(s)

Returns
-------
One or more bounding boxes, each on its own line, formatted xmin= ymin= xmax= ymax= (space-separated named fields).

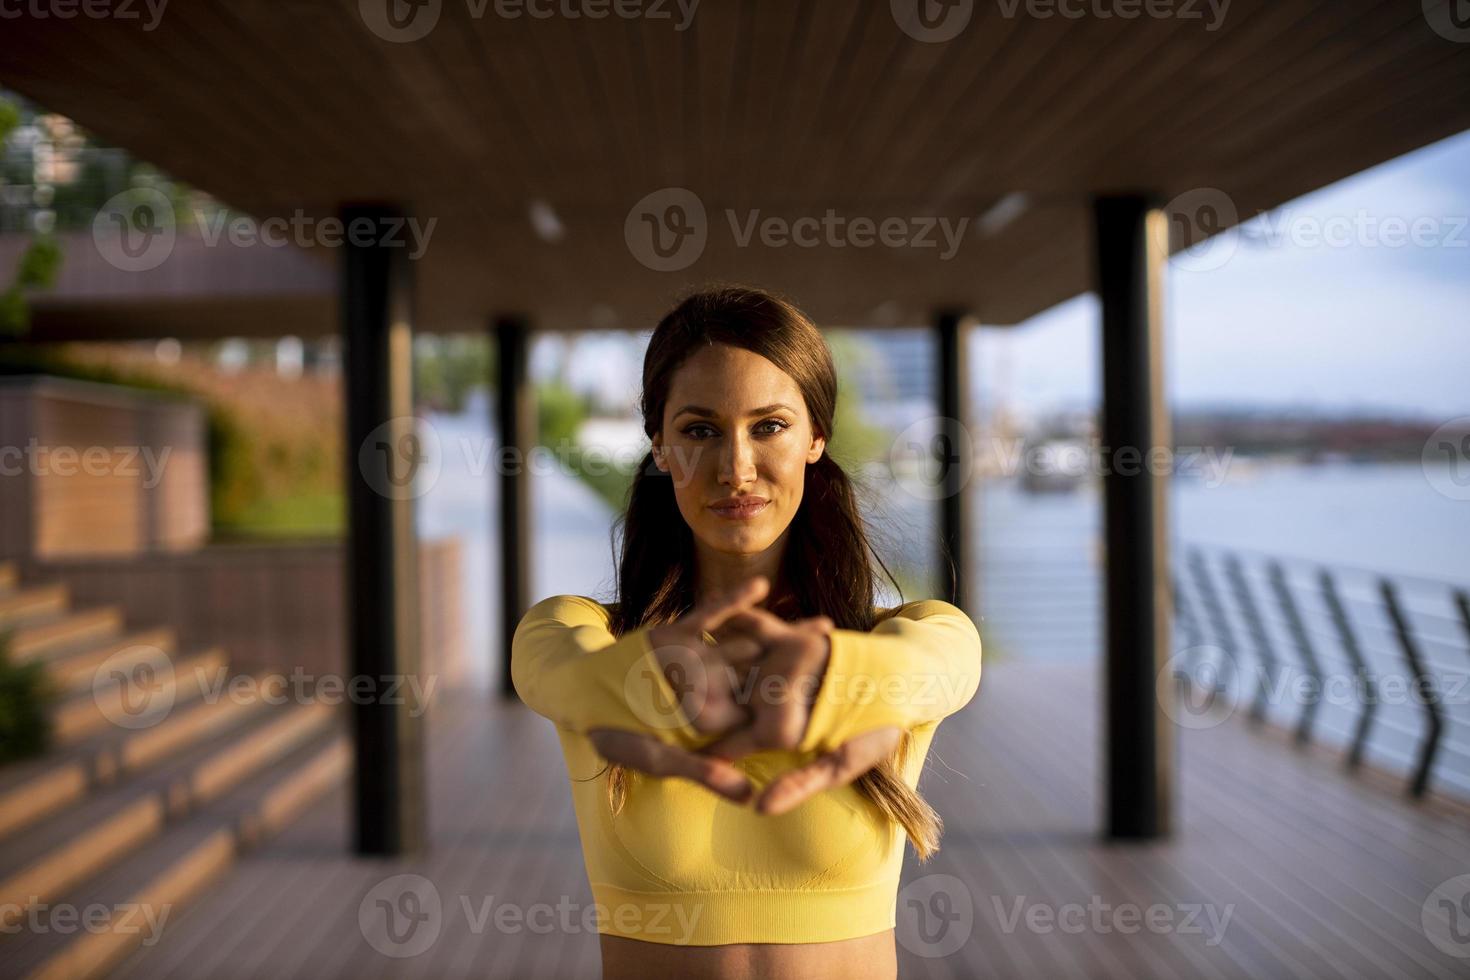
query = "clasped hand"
xmin=586 ymin=576 xmax=901 ymax=815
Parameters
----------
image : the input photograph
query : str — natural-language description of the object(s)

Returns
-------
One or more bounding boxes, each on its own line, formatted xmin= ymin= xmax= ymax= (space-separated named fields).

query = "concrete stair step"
xmin=0 ymin=666 xmax=280 ymax=843
xmin=1 ymin=729 xmax=350 ymax=980
xmin=51 ymin=647 xmax=231 ymax=745
xmin=0 ymin=700 xmax=343 ymax=934
xmin=42 ymin=628 xmax=178 ymax=694
xmin=0 ymin=584 xmax=69 ymax=630
xmin=9 ymin=607 xmax=128 ymax=665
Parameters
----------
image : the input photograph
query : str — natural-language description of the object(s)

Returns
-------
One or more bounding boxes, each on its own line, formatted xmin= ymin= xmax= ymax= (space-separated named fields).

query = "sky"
xmin=979 ymin=126 xmax=1470 ymax=422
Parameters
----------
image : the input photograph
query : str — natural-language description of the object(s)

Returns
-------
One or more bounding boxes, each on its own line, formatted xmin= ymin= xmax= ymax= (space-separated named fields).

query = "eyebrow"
xmin=673 ymin=403 xmax=796 ymax=420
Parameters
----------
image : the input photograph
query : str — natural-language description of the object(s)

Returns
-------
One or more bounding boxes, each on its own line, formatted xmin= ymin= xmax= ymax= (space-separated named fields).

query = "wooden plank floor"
xmin=107 ymin=662 xmax=1470 ymax=979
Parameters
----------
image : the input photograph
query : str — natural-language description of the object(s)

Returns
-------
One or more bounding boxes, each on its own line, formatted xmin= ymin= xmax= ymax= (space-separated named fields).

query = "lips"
xmin=709 ymin=498 xmax=769 ymax=519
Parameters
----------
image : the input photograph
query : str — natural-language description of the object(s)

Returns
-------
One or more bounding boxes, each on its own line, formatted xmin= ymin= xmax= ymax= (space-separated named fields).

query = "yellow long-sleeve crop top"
xmin=510 ymin=595 xmax=983 ymax=946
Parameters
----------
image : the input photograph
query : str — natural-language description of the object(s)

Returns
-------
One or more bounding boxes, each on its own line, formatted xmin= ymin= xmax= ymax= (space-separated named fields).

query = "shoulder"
xmin=876 ymin=598 xmax=973 ymax=623
xmin=517 ymin=594 xmax=614 ymax=629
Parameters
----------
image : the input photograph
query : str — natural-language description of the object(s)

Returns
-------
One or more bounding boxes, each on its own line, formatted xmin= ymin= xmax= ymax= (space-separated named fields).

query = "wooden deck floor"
xmin=107 ymin=661 xmax=1470 ymax=979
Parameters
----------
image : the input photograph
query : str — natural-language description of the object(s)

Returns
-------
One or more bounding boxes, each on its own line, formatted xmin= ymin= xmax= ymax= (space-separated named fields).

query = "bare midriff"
xmin=599 ymin=928 xmax=897 ymax=980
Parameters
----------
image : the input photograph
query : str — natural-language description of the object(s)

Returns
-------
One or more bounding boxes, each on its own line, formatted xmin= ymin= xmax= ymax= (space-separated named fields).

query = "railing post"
xmin=1319 ymin=569 xmax=1376 ymax=770
xmin=1224 ymin=554 xmax=1278 ymax=727
xmin=1269 ymin=561 xmax=1322 ymax=745
xmin=1454 ymin=589 xmax=1470 ymax=659
xmin=1187 ymin=547 xmax=1237 ymax=694
xmin=1380 ymin=579 xmax=1442 ymax=798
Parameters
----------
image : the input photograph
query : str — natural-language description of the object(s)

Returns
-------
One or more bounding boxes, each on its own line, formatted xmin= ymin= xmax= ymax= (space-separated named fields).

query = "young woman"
xmin=511 ymin=285 xmax=983 ymax=979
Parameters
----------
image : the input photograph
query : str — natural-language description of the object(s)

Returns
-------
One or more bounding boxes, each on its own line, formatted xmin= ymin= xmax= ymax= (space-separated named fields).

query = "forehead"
xmin=665 ymin=344 xmax=802 ymax=414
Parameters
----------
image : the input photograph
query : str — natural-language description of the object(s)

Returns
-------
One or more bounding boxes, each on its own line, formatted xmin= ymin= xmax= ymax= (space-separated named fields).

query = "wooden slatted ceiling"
xmin=1 ymin=0 xmax=1468 ymax=336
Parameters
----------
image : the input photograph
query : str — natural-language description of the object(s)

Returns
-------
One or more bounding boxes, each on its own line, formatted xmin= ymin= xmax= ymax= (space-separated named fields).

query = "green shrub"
xmin=0 ymin=631 xmax=54 ymax=765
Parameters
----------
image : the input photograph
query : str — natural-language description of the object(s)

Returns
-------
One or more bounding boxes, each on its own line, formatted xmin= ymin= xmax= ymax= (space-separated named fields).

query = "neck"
xmin=692 ymin=534 xmax=796 ymax=613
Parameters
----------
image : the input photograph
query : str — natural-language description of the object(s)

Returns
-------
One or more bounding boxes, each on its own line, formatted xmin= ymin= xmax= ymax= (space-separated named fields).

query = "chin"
xmin=704 ymin=521 xmax=774 ymax=549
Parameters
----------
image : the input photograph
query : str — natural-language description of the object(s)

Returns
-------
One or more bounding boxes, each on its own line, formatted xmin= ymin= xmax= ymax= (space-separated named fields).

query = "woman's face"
xmin=652 ymin=342 xmax=826 ymax=556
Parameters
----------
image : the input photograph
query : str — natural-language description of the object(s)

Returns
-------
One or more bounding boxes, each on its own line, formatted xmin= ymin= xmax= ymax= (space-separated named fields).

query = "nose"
xmin=717 ymin=429 xmax=758 ymax=489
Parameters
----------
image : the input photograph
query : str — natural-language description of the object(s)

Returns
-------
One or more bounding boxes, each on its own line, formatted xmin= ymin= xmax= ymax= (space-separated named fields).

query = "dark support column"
xmin=495 ymin=314 xmax=534 ymax=699
xmin=1093 ymin=195 xmax=1174 ymax=840
xmin=934 ymin=310 xmax=973 ymax=612
xmin=342 ymin=204 xmax=426 ymax=856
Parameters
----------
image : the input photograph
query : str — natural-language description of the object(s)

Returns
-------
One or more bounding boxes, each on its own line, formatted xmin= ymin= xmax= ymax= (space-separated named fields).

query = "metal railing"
xmin=1175 ymin=543 xmax=1470 ymax=802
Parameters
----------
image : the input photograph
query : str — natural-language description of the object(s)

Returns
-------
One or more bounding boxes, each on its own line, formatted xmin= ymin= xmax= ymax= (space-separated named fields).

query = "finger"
xmin=675 ymin=648 xmax=750 ymax=733
xmin=805 ymin=615 xmax=835 ymax=635
xmin=711 ymin=622 xmax=825 ymax=750
xmin=755 ymin=727 xmax=902 ymax=815
xmin=694 ymin=576 xmax=771 ymax=633
xmin=587 ymin=729 xmax=754 ymax=803
xmin=697 ymin=725 xmax=768 ymax=762
xmin=715 ymin=607 xmax=789 ymax=646
xmin=708 ymin=632 xmax=765 ymax=666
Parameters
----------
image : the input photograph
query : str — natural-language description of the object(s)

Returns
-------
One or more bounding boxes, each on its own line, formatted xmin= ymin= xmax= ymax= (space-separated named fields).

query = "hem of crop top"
xmin=588 ymin=878 xmax=897 ymax=946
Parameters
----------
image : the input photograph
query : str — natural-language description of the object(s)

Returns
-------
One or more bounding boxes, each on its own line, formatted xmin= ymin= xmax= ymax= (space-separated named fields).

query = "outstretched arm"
xmin=510 ymin=594 xmax=703 ymax=747
xmin=795 ymin=599 xmax=983 ymax=755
